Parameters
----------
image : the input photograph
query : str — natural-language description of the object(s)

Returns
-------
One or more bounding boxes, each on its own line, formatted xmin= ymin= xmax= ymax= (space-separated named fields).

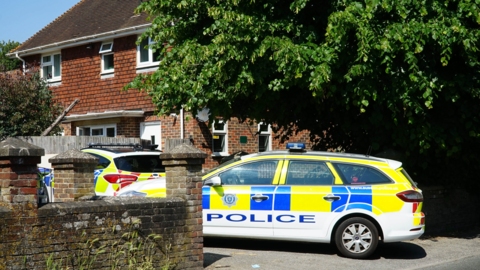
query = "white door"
xmin=140 ymin=121 xmax=161 ymax=150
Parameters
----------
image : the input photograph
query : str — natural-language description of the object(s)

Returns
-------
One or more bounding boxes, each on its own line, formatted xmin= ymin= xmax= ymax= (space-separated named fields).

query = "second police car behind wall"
xmin=81 ymin=143 xmax=166 ymax=197
xmin=201 ymin=142 xmax=424 ymax=259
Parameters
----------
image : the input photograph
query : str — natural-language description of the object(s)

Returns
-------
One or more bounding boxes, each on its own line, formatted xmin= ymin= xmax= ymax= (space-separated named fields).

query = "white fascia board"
xmin=62 ymin=110 xmax=145 ymax=122
xmin=7 ymin=24 xmax=151 ymax=58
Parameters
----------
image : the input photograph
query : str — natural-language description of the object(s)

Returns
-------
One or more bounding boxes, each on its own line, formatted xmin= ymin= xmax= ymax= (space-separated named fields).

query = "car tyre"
xmin=335 ymin=217 xmax=378 ymax=259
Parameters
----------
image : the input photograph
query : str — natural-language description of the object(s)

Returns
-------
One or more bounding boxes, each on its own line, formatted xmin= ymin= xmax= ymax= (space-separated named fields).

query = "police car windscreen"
xmin=114 ymin=156 xmax=165 ymax=173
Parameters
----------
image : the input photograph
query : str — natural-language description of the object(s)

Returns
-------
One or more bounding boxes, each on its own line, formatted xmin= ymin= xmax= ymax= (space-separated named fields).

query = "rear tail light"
xmin=103 ymin=174 xmax=138 ymax=189
xmin=396 ymin=190 xmax=423 ymax=203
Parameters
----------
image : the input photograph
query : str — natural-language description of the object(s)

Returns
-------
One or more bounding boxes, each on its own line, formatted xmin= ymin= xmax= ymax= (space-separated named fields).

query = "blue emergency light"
xmin=286 ymin=142 xmax=306 ymax=151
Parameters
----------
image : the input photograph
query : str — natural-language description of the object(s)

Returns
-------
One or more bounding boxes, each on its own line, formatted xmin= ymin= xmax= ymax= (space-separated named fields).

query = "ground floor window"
xmin=213 ymin=120 xmax=228 ymax=156
xmin=258 ymin=123 xmax=272 ymax=152
xmin=77 ymin=124 xmax=116 ymax=137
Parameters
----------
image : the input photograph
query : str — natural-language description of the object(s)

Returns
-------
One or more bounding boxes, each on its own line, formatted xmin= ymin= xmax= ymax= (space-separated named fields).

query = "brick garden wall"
xmin=0 ymin=197 xmax=202 ymax=270
xmin=421 ymin=186 xmax=480 ymax=235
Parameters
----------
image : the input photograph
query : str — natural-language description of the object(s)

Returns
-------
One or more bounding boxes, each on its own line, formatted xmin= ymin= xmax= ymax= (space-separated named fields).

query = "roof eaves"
xmin=6 ymin=24 xmax=151 ymax=57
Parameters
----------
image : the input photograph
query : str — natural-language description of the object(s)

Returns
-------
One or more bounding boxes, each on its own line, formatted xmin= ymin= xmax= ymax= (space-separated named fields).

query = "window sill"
xmin=212 ymin=152 xmax=230 ymax=157
xmin=136 ymin=64 xmax=159 ymax=74
xmin=47 ymin=80 xmax=62 ymax=87
xmin=100 ymin=72 xmax=114 ymax=79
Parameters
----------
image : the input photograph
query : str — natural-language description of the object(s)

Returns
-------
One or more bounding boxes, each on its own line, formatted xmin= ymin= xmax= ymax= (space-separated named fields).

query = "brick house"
xmin=8 ymin=0 xmax=312 ymax=170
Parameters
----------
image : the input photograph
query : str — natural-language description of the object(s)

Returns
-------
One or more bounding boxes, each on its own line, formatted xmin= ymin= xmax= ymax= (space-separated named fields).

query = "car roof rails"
xmin=87 ymin=143 xmax=144 ymax=151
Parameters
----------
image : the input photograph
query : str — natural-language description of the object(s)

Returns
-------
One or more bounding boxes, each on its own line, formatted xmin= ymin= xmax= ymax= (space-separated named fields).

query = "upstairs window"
xmin=137 ymin=37 xmax=161 ymax=67
xmin=258 ymin=123 xmax=271 ymax=152
xmin=41 ymin=53 xmax=61 ymax=81
xmin=100 ymin=42 xmax=114 ymax=74
xmin=212 ymin=120 xmax=228 ymax=156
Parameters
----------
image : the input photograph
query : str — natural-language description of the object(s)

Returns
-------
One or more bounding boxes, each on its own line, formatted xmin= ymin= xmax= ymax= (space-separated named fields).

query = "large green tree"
xmin=128 ymin=0 xmax=480 ymax=181
xmin=0 ymin=40 xmax=20 ymax=71
xmin=0 ymin=67 xmax=63 ymax=140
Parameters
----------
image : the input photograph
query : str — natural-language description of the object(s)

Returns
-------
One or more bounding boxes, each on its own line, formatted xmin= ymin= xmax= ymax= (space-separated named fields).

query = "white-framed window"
xmin=77 ymin=124 xmax=116 ymax=137
xmin=41 ymin=53 xmax=61 ymax=81
xmin=258 ymin=122 xmax=272 ymax=152
xmin=137 ymin=36 xmax=162 ymax=68
xmin=212 ymin=120 xmax=228 ymax=156
xmin=100 ymin=41 xmax=114 ymax=74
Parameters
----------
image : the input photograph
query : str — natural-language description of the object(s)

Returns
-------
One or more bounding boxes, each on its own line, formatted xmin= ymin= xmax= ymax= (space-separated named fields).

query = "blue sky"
xmin=0 ymin=0 xmax=81 ymax=44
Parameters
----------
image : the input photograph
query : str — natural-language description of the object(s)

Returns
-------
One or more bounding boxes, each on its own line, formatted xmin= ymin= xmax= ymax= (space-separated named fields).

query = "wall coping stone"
xmin=0 ymin=137 xmax=45 ymax=157
xmin=160 ymin=143 xmax=207 ymax=160
xmin=37 ymin=197 xmax=184 ymax=217
xmin=49 ymin=149 xmax=98 ymax=164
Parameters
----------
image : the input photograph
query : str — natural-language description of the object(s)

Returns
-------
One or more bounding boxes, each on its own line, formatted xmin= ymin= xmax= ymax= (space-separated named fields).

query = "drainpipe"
xmin=180 ymin=106 xmax=184 ymax=139
xmin=15 ymin=53 xmax=25 ymax=73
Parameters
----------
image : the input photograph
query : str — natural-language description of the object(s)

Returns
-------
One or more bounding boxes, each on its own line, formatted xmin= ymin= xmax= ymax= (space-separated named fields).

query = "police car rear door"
xmin=203 ymin=159 xmax=283 ymax=237
xmin=273 ymin=159 xmax=349 ymax=239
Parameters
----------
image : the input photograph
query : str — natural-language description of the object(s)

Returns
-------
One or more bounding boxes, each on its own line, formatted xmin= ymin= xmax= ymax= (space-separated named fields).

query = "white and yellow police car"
xmin=201 ymin=142 xmax=424 ymax=259
xmin=81 ymin=143 xmax=166 ymax=197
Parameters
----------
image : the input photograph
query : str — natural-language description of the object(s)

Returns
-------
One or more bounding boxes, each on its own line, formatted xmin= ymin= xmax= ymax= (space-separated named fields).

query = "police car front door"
xmin=203 ymin=160 xmax=281 ymax=237
xmin=273 ymin=160 xmax=349 ymax=239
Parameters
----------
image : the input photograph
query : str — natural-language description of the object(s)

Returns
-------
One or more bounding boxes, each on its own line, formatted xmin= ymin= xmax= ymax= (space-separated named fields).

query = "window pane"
xmin=91 ymin=128 xmax=103 ymax=136
xmin=100 ymin=43 xmax=112 ymax=52
xmin=140 ymin=39 xmax=149 ymax=62
xmin=103 ymin=54 xmax=114 ymax=70
xmin=259 ymin=135 xmax=269 ymax=152
xmin=106 ymin=128 xmax=115 ymax=137
xmin=42 ymin=56 xmax=51 ymax=63
xmin=53 ymin=54 xmax=61 ymax=77
xmin=286 ymin=161 xmax=334 ymax=185
xmin=220 ymin=161 xmax=278 ymax=185
xmin=87 ymin=153 xmax=111 ymax=169
xmin=333 ymin=163 xmax=391 ymax=185
xmin=84 ymin=128 xmax=91 ymax=136
xmin=213 ymin=134 xmax=225 ymax=152
xmin=153 ymin=49 xmax=161 ymax=62
xmin=114 ymin=156 xmax=165 ymax=173
xmin=42 ymin=66 xmax=52 ymax=79
xmin=259 ymin=124 xmax=268 ymax=132
xmin=214 ymin=122 xmax=225 ymax=131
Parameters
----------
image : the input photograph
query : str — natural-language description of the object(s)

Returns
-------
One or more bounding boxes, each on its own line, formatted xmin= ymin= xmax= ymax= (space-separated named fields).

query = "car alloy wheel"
xmin=335 ymin=217 xmax=379 ymax=259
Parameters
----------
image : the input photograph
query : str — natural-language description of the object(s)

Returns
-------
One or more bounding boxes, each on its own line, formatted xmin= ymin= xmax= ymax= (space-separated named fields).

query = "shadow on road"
xmin=369 ymin=242 xmax=427 ymax=260
xmin=204 ymin=252 xmax=231 ymax=268
xmin=205 ymin=237 xmax=427 ymax=261
xmin=205 ymin=237 xmax=336 ymax=255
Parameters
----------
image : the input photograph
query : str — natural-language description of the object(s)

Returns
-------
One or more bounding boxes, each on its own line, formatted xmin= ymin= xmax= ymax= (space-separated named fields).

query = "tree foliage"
xmin=127 ymin=0 xmax=480 ymax=178
xmin=0 ymin=40 xmax=20 ymax=71
xmin=0 ymin=66 xmax=63 ymax=140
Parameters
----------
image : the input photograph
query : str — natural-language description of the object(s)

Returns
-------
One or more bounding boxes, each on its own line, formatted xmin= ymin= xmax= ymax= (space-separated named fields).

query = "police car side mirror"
xmin=204 ymin=176 xmax=222 ymax=187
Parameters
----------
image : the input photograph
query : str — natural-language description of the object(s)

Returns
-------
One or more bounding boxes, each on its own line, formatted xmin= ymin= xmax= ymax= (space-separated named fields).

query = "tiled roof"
xmin=12 ymin=0 xmax=150 ymax=53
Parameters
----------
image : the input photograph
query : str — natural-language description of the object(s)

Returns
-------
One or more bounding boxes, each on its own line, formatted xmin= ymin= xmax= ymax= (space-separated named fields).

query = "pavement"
xmin=204 ymin=234 xmax=480 ymax=270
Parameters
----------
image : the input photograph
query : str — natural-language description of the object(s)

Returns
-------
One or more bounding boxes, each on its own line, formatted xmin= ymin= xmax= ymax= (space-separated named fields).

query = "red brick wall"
xmin=24 ymin=35 xmax=155 ymax=115
xmin=116 ymin=117 xmax=142 ymax=138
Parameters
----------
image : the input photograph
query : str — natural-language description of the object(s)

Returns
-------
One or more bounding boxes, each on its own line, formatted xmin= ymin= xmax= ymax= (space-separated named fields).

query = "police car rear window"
xmin=114 ymin=156 xmax=165 ymax=173
xmin=333 ymin=163 xmax=392 ymax=185
xmin=286 ymin=161 xmax=334 ymax=185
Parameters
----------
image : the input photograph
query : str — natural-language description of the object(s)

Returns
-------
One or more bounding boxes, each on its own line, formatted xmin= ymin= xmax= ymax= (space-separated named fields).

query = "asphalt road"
xmin=204 ymin=235 xmax=480 ymax=270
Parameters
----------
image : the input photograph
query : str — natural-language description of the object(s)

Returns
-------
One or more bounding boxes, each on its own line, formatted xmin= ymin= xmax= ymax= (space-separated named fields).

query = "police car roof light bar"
xmin=87 ymin=143 xmax=143 ymax=151
xmin=286 ymin=142 xmax=306 ymax=152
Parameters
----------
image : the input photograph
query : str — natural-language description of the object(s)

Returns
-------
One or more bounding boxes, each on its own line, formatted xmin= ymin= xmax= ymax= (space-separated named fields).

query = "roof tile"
xmin=13 ymin=0 xmax=150 ymax=53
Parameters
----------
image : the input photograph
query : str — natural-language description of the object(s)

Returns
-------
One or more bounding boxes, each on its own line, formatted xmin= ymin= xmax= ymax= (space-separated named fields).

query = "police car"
xmin=202 ymin=142 xmax=424 ymax=259
xmin=81 ymin=143 xmax=166 ymax=197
